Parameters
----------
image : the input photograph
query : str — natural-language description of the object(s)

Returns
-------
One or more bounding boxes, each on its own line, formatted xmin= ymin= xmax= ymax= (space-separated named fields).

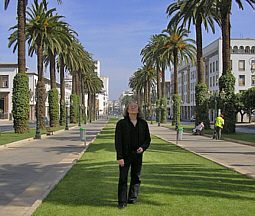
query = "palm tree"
xmin=161 ymin=26 xmax=196 ymax=126
xmin=83 ymin=72 xmax=103 ymax=123
xmin=5 ymin=0 xmax=62 ymax=133
xmin=167 ymin=0 xmax=219 ymax=127
xmin=129 ymin=66 xmax=156 ymax=119
xmin=211 ymin=0 xmax=255 ymax=75
xmin=141 ymin=34 xmax=169 ymax=122
xmin=207 ymin=0 xmax=255 ymax=133
xmin=9 ymin=0 xmax=69 ymax=129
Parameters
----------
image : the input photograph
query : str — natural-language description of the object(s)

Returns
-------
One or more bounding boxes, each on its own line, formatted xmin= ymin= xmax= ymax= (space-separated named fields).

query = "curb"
xmin=154 ymin=135 xmax=255 ymax=179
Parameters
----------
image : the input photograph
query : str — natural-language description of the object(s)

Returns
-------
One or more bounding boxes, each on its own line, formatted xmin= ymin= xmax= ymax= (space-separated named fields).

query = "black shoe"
xmin=117 ymin=203 xmax=126 ymax=209
xmin=128 ymin=199 xmax=137 ymax=204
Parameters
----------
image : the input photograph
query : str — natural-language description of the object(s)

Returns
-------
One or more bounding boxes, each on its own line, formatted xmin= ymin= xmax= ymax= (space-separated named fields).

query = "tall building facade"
xmin=169 ymin=38 xmax=255 ymax=121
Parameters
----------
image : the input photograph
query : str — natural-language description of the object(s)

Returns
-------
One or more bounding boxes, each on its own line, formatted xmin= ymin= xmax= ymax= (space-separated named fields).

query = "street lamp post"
xmin=65 ymin=101 xmax=69 ymax=130
xmin=34 ymin=88 xmax=41 ymax=139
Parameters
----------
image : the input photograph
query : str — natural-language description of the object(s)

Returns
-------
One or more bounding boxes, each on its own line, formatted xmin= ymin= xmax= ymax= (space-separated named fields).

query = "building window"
xmin=216 ymin=75 xmax=219 ymax=86
xmin=238 ymin=60 xmax=245 ymax=71
xmin=252 ymin=75 xmax=255 ymax=86
xmin=216 ymin=60 xmax=218 ymax=71
xmin=213 ymin=62 xmax=215 ymax=72
xmin=210 ymin=63 xmax=212 ymax=73
xmin=233 ymin=46 xmax=238 ymax=53
xmin=245 ymin=46 xmax=250 ymax=54
xmin=210 ymin=77 xmax=212 ymax=87
xmin=0 ymin=75 xmax=8 ymax=88
xmin=239 ymin=75 xmax=245 ymax=86
xmin=239 ymin=46 xmax=245 ymax=54
xmin=213 ymin=76 xmax=215 ymax=86
xmin=251 ymin=46 xmax=255 ymax=54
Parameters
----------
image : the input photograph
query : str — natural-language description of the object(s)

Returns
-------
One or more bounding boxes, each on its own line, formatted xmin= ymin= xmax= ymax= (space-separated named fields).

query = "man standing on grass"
xmin=115 ymin=101 xmax=151 ymax=209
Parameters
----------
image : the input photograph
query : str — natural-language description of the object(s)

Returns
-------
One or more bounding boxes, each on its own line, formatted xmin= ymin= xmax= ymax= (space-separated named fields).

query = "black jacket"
xmin=115 ymin=117 xmax=151 ymax=160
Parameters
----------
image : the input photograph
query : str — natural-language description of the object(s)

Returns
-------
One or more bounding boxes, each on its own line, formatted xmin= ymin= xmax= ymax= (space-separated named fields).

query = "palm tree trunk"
xmin=156 ymin=63 xmax=162 ymax=99
xmin=87 ymin=92 xmax=91 ymax=123
xmin=221 ymin=1 xmax=232 ymax=75
xmin=36 ymin=44 xmax=46 ymax=129
xmin=161 ymin=66 xmax=166 ymax=98
xmin=49 ymin=52 xmax=56 ymax=89
xmin=72 ymin=73 xmax=76 ymax=94
xmin=196 ymin=16 xmax=204 ymax=84
xmin=173 ymin=49 xmax=178 ymax=94
xmin=59 ymin=57 xmax=65 ymax=126
xmin=17 ymin=0 xmax=26 ymax=73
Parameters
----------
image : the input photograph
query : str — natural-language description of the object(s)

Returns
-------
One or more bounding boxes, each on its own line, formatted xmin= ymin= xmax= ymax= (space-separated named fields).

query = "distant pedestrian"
xmin=214 ymin=114 xmax=224 ymax=140
xmin=115 ymin=101 xmax=151 ymax=209
xmin=192 ymin=121 xmax=204 ymax=135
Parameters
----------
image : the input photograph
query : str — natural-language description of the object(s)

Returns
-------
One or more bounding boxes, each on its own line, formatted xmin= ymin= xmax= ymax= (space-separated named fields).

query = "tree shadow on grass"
xmin=41 ymin=158 xmax=255 ymax=210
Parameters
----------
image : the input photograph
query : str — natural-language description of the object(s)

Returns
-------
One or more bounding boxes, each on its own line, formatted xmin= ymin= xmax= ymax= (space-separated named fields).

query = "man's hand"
xmin=137 ymin=147 xmax=144 ymax=154
xmin=118 ymin=159 xmax=125 ymax=167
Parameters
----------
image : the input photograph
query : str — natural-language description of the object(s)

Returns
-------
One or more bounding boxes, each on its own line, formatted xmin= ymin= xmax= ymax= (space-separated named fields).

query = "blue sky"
xmin=1 ymin=0 xmax=255 ymax=100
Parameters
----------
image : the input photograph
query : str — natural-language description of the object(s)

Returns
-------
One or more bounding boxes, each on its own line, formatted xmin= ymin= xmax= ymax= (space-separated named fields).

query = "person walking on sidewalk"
xmin=115 ymin=101 xmax=151 ymax=209
xmin=214 ymin=114 xmax=224 ymax=140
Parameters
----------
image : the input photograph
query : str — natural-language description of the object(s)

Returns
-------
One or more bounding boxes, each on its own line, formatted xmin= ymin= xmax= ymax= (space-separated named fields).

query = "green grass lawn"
xmin=0 ymin=125 xmax=74 ymax=146
xmin=33 ymin=120 xmax=255 ymax=216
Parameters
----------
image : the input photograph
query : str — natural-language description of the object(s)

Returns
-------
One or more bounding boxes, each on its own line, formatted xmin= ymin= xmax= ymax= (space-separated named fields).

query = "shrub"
xmin=12 ymin=73 xmax=29 ymax=133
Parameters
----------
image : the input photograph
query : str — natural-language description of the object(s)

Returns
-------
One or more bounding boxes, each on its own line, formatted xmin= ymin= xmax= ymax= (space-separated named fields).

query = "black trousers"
xmin=118 ymin=153 xmax=143 ymax=204
xmin=215 ymin=126 xmax=222 ymax=140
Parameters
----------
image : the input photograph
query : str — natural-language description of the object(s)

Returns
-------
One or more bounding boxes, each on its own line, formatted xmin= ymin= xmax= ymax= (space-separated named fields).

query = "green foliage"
xmin=70 ymin=94 xmax=79 ymax=123
xmin=219 ymin=72 xmax=235 ymax=94
xmin=219 ymin=73 xmax=236 ymax=133
xmin=160 ymin=97 xmax=167 ymax=123
xmin=12 ymin=73 xmax=29 ymax=133
xmin=48 ymin=88 xmax=59 ymax=127
xmin=36 ymin=81 xmax=46 ymax=129
xmin=242 ymin=87 xmax=255 ymax=122
xmin=172 ymin=94 xmax=181 ymax=127
xmin=195 ymin=83 xmax=210 ymax=129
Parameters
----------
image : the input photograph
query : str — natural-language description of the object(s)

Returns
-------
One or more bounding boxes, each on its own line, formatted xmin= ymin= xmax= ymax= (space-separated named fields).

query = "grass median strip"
xmin=33 ymin=120 xmax=255 ymax=216
xmin=0 ymin=125 xmax=75 ymax=146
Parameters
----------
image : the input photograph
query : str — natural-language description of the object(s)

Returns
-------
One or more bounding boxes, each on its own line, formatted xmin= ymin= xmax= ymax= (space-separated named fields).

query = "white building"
xmin=98 ymin=76 xmax=109 ymax=116
xmin=0 ymin=63 xmax=71 ymax=120
xmin=169 ymin=38 xmax=255 ymax=121
xmin=64 ymin=60 xmax=109 ymax=117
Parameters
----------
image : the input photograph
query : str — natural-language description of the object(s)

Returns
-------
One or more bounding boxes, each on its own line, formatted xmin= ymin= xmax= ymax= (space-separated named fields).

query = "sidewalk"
xmin=149 ymin=124 xmax=255 ymax=179
xmin=0 ymin=118 xmax=108 ymax=216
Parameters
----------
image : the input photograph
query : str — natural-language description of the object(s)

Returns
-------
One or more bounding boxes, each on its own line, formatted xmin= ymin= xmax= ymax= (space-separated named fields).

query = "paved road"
xmin=149 ymin=123 xmax=255 ymax=179
xmin=0 ymin=118 xmax=108 ymax=216
xmin=0 ymin=123 xmax=36 ymax=132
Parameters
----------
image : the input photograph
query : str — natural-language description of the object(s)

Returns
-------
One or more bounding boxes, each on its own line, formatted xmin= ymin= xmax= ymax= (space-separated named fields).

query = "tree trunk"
xmin=36 ymin=44 xmax=46 ymax=129
xmin=49 ymin=52 xmax=56 ymax=89
xmin=87 ymin=92 xmax=91 ymax=123
xmin=156 ymin=63 xmax=161 ymax=100
xmin=72 ymin=73 xmax=76 ymax=94
xmin=161 ymin=66 xmax=166 ymax=98
xmin=221 ymin=1 xmax=232 ymax=75
xmin=59 ymin=57 xmax=65 ymax=126
xmin=196 ymin=16 xmax=204 ymax=84
xmin=173 ymin=49 xmax=178 ymax=94
xmin=17 ymin=0 xmax=26 ymax=73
